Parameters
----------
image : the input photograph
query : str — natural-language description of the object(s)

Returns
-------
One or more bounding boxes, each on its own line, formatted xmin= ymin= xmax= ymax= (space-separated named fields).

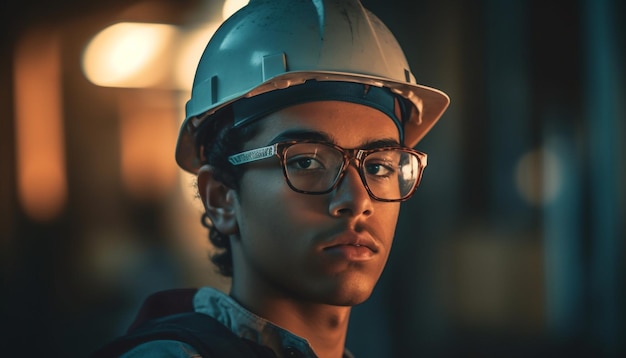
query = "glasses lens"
xmin=283 ymin=143 xmax=344 ymax=193
xmin=363 ymin=149 xmax=420 ymax=200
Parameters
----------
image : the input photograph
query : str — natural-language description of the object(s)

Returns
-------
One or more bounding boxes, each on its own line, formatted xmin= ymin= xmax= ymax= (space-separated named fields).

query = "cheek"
xmin=234 ymin=170 xmax=329 ymax=278
xmin=374 ymin=203 xmax=400 ymax=243
xmin=236 ymin=169 xmax=318 ymax=237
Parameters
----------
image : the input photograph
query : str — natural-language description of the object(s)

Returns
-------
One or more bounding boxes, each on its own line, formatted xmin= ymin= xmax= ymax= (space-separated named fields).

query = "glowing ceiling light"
xmin=222 ymin=0 xmax=249 ymax=19
xmin=82 ymin=22 xmax=179 ymax=88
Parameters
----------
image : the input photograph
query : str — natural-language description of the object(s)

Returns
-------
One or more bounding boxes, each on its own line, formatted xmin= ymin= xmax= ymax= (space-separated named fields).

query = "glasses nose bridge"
xmin=335 ymin=148 xmax=369 ymax=191
xmin=342 ymin=148 xmax=367 ymax=168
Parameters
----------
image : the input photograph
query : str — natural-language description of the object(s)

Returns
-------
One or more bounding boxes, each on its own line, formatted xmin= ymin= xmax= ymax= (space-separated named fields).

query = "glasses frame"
xmin=228 ymin=140 xmax=427 ymax=202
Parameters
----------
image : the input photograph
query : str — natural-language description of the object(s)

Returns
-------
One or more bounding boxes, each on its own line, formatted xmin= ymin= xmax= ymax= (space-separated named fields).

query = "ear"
xmin=197 ymin=165 xmax=239 ymax=235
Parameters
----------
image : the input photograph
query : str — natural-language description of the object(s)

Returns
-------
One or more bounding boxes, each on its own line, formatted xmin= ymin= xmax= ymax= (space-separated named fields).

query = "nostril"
xmin=330 ymin=201 xmax=373 ymax=218
xmin=336 ymin=207 xmax=351 ymax=215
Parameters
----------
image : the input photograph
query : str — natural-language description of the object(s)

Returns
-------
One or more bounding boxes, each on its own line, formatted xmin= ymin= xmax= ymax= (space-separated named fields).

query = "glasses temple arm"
xmin=228 ymin=144 xmax=278 ymax=165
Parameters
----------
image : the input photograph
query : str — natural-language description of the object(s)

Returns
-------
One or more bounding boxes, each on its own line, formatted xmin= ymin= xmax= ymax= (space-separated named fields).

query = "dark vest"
xmin=91 ymin=289 xmax=278 ymax=358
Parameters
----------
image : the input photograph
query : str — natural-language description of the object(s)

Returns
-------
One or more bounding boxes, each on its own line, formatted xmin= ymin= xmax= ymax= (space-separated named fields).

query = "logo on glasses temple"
xmin=229 ymin=145 xmax=276 ymax=165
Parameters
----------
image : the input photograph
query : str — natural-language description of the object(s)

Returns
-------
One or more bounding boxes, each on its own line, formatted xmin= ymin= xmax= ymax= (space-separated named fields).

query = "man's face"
xmin=230 ymin=100 xmax=402 ymax=306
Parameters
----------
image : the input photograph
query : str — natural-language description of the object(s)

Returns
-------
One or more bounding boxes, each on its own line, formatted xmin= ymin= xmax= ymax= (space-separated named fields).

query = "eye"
xmin=363 ymin=150 xmax=402 ymax=179
xmin=364 ymin=162 xmax=395 ymax=177
xmin=286 ymin=155 xmax=325 ymax=170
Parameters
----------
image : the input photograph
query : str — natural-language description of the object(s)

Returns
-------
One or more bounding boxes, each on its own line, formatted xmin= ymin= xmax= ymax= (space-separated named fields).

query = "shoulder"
xmin=120 ymin=340 xmax=201 ymax=358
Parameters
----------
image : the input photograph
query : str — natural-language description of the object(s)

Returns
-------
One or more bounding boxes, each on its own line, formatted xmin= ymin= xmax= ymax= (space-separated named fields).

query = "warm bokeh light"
xmin=81 ymin=1 xmax=249 ymax=91
xmin=174 ymin=23 xmax=219 ymax=91
xmin=118 ymin=91 xmax=179 ymax=200
xmin=222 ymin=0 xmax=249 ymax=19
xmin=14 ymin=27 xmax=67 ymax=222
xmin=82 ymin=22 xmax=179 ymax=88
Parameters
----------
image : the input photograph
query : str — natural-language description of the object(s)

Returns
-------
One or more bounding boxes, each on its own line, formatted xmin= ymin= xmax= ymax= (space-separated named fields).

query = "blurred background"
xmin=1 ymin=0 xmax=624 ymax=356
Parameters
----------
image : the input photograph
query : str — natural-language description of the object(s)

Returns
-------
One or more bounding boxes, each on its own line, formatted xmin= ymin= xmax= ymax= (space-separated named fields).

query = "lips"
xmin=321 ymin=230 xmax=380 ymax=260
xmin=324 ymin=233 xmax=378 ymax=252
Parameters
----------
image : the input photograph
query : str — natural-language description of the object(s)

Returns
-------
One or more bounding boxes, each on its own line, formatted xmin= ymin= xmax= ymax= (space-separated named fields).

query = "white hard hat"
xmin=176 ymin=0 xmax=450 ymax=174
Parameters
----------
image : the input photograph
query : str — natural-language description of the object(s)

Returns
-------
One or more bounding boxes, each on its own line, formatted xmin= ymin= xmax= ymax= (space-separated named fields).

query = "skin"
xmin=199 ymin=101 xmax=402 ymax=358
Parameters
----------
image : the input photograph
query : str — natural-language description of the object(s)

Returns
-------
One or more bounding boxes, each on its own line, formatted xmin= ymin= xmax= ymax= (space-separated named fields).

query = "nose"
xmin=328 ymin=164 xmax=373 ymax=217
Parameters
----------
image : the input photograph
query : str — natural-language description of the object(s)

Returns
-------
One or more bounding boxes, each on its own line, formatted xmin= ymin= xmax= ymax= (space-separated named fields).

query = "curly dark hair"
xmin=194 ymin=107 xmax=260 ymax=277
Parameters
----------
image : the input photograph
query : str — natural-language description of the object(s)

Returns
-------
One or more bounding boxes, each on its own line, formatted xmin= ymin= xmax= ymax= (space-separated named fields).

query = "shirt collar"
xmin=193 ymin=287 xmax=354 ymax=358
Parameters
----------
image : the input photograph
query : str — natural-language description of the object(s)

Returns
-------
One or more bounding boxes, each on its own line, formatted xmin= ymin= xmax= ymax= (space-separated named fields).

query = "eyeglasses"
xmin=228 ymin=141 xmax=427 ymax=202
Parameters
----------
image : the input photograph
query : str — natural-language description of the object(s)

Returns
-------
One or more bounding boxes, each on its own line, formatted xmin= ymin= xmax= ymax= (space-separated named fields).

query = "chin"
xmin=336 ymin=295 xmax=371 ymax=307
xmin=305 ymin=262 xmax=385 ymax=306
xmin=329 ymin=289 xmax=374 ymax=307
xmin=320 ymin=277 xmax=378 ymax=307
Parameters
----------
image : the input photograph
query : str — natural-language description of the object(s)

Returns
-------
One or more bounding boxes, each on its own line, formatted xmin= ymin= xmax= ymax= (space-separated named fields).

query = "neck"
xmin=231 ymin=283 xmax=351 ymax=358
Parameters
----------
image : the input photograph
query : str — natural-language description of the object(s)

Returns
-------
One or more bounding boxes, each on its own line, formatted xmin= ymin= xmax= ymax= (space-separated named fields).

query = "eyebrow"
xmin=268 ymin=129 xmax=401 ymax=149
xmin=268 ymin=129 xmax=332 ymax=144
xmin=360 ymin=138 xmax=402 ymax=149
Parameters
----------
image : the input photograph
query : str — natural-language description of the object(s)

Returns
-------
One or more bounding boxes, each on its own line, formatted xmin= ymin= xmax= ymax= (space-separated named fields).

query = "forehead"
xmin=244 ymin=101 xmax=401 ymax=149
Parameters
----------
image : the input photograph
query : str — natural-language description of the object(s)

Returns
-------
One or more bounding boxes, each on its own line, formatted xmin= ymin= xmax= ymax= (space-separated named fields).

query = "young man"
xmin=94 ymin=0 xmax=449 ymax=357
